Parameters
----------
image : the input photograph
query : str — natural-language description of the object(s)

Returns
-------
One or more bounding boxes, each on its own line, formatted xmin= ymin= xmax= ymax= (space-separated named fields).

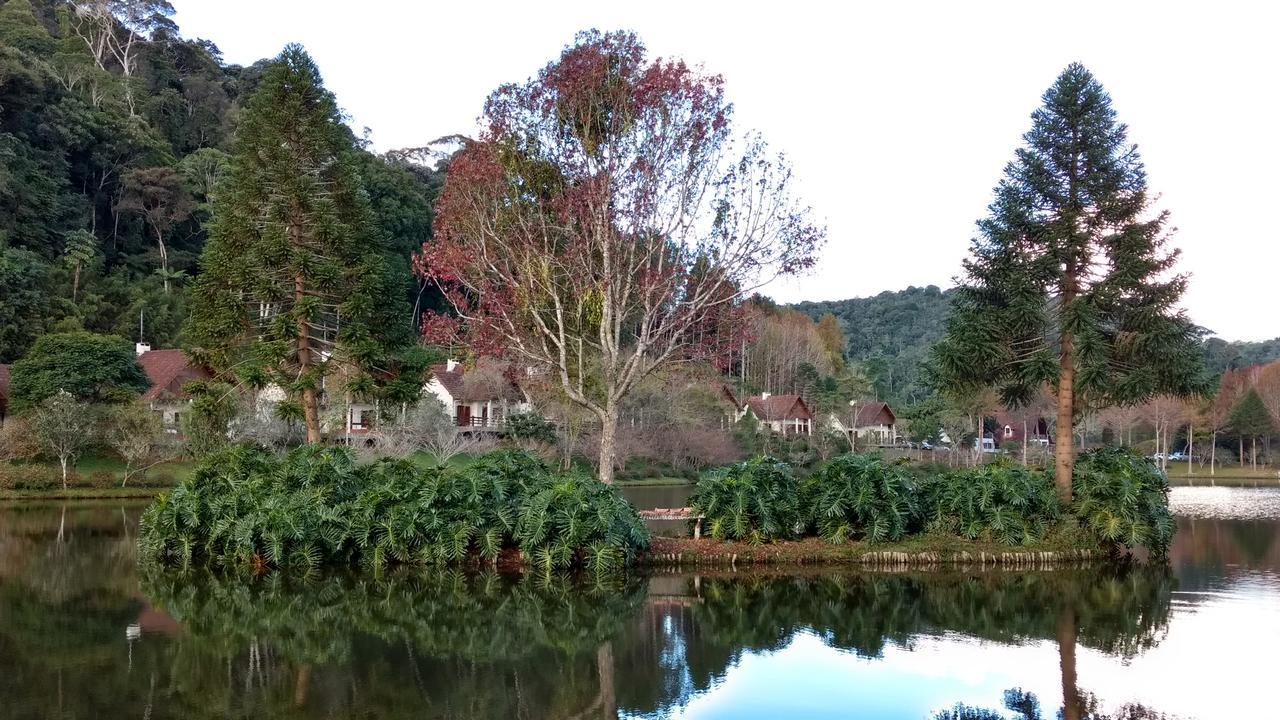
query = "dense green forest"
xmin=795 ymin=286 xmax=1280 ymax=405
xmin=793 ymin=286 xmax=953 ymax=403
xmin=0 ymin=0 xmax=443 ymax=363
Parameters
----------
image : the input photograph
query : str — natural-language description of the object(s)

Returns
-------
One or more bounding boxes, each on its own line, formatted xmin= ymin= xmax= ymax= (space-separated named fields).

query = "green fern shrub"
xmin=918 ymin=459 xmax=1061 ymax=546
xmin=690 ymin=457 xmax=803 ymax=543
xmin=138 ymin=445 xmax=648 ymax=573
xmin=1072 ymin=447 xmax=1173 ymax=555
xmin=803 ymin=453 xmax=917 ymax=544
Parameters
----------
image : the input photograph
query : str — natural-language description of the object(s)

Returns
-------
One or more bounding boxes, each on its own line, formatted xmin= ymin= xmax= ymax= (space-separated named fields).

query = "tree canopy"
xmin=8 ymin=331 xmax=149 ymax=411
xmin=932 ymin=64 xmax=1206 ymax=498
xmin=186 ymin=44 xmax=413 ymax=442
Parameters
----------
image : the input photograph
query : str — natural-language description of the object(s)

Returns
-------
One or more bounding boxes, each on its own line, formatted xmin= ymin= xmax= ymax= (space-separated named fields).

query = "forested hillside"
xmin=795 ymin=285 xmax=1279 ymax=406
xmin=0 ymin=0 xmax=442 ymax=363
xmin=793 ymin=286 xmax=953 ymax=403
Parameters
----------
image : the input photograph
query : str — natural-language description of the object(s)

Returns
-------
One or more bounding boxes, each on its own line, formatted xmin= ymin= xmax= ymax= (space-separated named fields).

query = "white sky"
xmin=173 ymin=0 xmax=1280 ymax=342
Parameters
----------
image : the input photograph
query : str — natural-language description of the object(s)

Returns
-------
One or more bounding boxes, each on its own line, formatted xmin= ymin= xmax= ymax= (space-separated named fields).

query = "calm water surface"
xmin=0 ymin=487 xmax=1275 ymax=719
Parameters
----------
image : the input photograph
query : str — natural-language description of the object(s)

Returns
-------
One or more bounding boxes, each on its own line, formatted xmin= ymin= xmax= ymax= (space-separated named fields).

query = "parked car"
xmin=921 ymin=440 xmax=933 ymax=450
xmin=1168 ymin=451 xmax=1188 ymax=461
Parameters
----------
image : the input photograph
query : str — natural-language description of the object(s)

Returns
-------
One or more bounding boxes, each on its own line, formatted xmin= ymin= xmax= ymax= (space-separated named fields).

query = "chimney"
xmin=135 ymin=342 xmax=151 ymax=356
xmin=446 ymin=358 xmax=458 ymax=372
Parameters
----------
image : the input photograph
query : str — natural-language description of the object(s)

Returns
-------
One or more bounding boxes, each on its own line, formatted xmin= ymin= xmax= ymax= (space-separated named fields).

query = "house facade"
xmin=423 ymin=359 xmax=531 ymax=430
xmin=136 ymin=345 xmax=212 ymax=433
xmin=994 ymin=412 xmax=1052 ymax=446
xmin=851 ymin=401 xmax=897 ymax=446
xmin=738 ymin=393 xmax=814 ymax=436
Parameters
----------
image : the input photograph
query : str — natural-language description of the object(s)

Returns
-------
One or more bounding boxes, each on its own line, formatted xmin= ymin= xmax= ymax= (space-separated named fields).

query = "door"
xmin=455 ymin=405 xmax=470 ymax=427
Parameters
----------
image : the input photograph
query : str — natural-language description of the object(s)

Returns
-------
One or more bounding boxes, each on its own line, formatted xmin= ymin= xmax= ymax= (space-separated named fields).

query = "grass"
xmin=1163 ymin=463 xmax=1279 ymax=486
xmin=0 ymin=486 xmax=165 ymax=500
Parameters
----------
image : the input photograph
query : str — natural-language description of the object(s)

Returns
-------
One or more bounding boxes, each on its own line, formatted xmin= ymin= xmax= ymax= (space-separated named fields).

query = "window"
xmin=1003 ymin=425 xmax=1013 ymax=439
xmin=350 ymin=409 xmax=368 ymax=430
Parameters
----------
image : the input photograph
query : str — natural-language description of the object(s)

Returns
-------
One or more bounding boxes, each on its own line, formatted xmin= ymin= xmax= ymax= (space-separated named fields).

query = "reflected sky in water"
xmin=0 ymin=488 xmax=1274 ymax=719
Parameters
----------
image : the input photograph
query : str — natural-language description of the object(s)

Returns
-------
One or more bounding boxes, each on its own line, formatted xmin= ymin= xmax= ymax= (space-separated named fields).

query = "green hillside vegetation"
xmin=0 ymin=0 xmax=444 ymax=363
xmin=793 ymin=285 xmax=954 ymax=403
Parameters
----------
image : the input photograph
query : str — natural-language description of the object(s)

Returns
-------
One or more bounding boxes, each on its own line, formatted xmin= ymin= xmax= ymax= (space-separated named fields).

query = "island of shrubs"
xmin=690 ymin=447 xmax=1175 ymax=555
xmin=139 ymin=446 xmax=651 ymax=574
xmin=140 ymin=444 xmax=1173 ymax=575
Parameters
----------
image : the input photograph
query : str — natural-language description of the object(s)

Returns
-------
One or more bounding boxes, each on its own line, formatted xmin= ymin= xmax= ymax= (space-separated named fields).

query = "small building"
xmin=852 ymin=401 xmax=897 ymax=446
xmin=0 ymin=364 xmax=9 ymax=428
xmin=424 ymin=359 xmax=531 ymax=429
xmin=994 ymin=412 xmax=1052 ymax=446
xmin=739 ymin=393 xmax=814 ymax=436
xmin=136 ymin=346 xmax=212 ymax=433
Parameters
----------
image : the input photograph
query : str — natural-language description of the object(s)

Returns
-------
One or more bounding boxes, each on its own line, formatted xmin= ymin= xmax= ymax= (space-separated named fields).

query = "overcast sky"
xmin=173 ymin=0 xmax=1278 ymax=341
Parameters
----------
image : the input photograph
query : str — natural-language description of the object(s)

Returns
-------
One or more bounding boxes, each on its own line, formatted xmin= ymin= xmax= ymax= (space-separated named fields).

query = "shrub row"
xmin=689 ymin=448 xmax=1173 ymax=554
xmin=139 ymin=445 xmax=650 ymax=574
xmin=0 ymin=463 xmax=176 ymax=491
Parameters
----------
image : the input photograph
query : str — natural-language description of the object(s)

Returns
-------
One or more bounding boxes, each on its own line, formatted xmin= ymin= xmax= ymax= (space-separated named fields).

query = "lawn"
xmin=1164 ymin=462 xmax=1279 ymax=486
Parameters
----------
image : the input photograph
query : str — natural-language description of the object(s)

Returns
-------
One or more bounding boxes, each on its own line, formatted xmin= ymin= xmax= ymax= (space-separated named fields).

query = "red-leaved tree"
xmin=415 ymin=30 xmax=824 ymax=482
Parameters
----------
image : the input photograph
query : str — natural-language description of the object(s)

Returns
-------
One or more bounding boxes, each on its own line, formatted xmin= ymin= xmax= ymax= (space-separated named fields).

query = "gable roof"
xmin=745 ymin=394 xmax=812 ymax=421
xmin=854 ymin=401 xmax=895 ymax=428
xmin=430 ymin=363 xmax=465 ymax=400
xmin=137 ymin=350 xmax=210 ymax=402
xmin=430 ymin=361 xmax=524 ymax=403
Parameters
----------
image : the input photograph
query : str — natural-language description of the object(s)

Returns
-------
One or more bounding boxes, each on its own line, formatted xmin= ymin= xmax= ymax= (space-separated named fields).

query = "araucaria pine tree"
xmin=187 ymin=45 xmax=407 ymax=443
xmin=933 ymin=64 xmax=1205 ymax=501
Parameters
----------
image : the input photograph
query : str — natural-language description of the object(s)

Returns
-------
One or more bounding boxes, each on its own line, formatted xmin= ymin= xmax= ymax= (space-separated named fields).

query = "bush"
xmin=0 ymin=464 xmax=78 ymax=491
xmin=690 ymin=457 xmax=803 ymax=543
xmin=919 ymin=459 xmax=1062 ymax=546
xmin=1072 ymin=448 xmax=1174 ymax=555
xmin=88 ymin=469 xmax=117 ymax=489
xmin=505 ymin=411 xmax=558 ymax=445
xmin=139 ymin=445 xmax=648 ymax=574
xmin=804 ymin=453 xmax=916 ymax=544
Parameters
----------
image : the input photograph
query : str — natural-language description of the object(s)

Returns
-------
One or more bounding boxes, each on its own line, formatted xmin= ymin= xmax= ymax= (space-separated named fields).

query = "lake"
xmin=0 ymin=487 xmax=1274 ymax=719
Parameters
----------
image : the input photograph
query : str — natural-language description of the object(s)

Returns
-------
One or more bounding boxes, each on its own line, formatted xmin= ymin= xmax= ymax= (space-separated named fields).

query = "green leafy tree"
xmin=932 ymin=64 xmax=1205 ymax=501
xmin=1227 ymin=388 xmax=1275 ymax=468
xmin=29 ymin=391 xmax=97 ymax=488
xmin=116 ymin=166 xmax=195 ymax=294
xmin=107 ymin=401 xmax=164 ymax=486
xmin=9 ymin=331 xmax=150 ymax=411
xmin=0 ymin=0 xmax=55 ymax=57
xmin=62 ymin=229 xmax=98 ymax=303
xmin=186 ymin=45 xmax=409 ymax=443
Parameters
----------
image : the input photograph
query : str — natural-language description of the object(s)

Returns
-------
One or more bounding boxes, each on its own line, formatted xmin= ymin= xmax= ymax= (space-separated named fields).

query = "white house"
xmin=423 ymin=359 xmax=531 ymax=430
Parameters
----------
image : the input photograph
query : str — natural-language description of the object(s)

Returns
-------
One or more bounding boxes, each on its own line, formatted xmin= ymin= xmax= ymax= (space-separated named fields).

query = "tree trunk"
xmin=1054 ymin=331 xmax=1076 ymax=504
xmin=155 ymin=223 xmax=170 ymax=294
xmin=295 ymin=272 xmax=321 ymax=444
xmin=1211 ymin=429 xmax=1216 ymax=476
xmin=1188 ymin=423 xmax=1193 ymax=476
xmin=597 ymin=403 xmax=619 ymax=485
xmin=1057 ymin=606 xmax=1082 ymax=720
xmin=59 ymin=456 xmax=69 ymax=490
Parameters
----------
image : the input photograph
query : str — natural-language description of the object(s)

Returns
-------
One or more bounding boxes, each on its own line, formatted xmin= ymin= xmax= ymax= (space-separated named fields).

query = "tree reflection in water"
xmin=0 ymin=501 xmax=1177 ymax=720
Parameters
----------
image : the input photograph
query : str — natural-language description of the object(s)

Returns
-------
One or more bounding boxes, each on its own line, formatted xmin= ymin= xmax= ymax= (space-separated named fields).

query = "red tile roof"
xmin=744 ymin=394 xmax=813 ymax=421
xmin=430 ymin=363 xmax=466 ymax=400
xmin=854 ymin=401 xmax=896 ymax=428
xmin=137 ymin=350 xmax=210 ymax=402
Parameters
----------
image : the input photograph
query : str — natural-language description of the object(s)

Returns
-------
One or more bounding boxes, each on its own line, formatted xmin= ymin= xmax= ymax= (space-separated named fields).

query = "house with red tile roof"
xmin=135 ymin=347 xmax=212 ymax=432
xmin=738 ymin=393 xmax=813 ymax=436
xmin=423 ymin=358 xmax=531 ymax=429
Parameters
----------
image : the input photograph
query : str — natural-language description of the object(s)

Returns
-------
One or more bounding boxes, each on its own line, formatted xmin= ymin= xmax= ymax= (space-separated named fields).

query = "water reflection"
xmin=0 ymin=492 xmax=1276 ymax=719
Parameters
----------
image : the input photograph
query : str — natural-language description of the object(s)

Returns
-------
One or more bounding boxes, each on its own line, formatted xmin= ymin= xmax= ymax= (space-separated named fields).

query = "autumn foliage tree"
xmin=933 ymin=64 xmax=1205 ymax=501
xmin=417 ymin=31 xmax=823 ymax=482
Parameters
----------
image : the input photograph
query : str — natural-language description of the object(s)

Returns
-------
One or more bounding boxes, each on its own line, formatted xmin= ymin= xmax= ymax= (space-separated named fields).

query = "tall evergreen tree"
xmin=933 ymin=64 xmax=1205 ymax=500
xmin=186 ymin=44 xmax=408 ymax=443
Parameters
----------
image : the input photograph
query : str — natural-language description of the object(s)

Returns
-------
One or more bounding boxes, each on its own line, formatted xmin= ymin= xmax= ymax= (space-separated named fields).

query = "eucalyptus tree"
xmin=933 ymin=64 xmax=1205 ymax=500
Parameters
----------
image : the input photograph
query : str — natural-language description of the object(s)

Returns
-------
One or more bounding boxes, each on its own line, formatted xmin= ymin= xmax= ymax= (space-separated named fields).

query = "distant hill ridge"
xmin=792 ymin=285 xmax=1280 ymax=404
